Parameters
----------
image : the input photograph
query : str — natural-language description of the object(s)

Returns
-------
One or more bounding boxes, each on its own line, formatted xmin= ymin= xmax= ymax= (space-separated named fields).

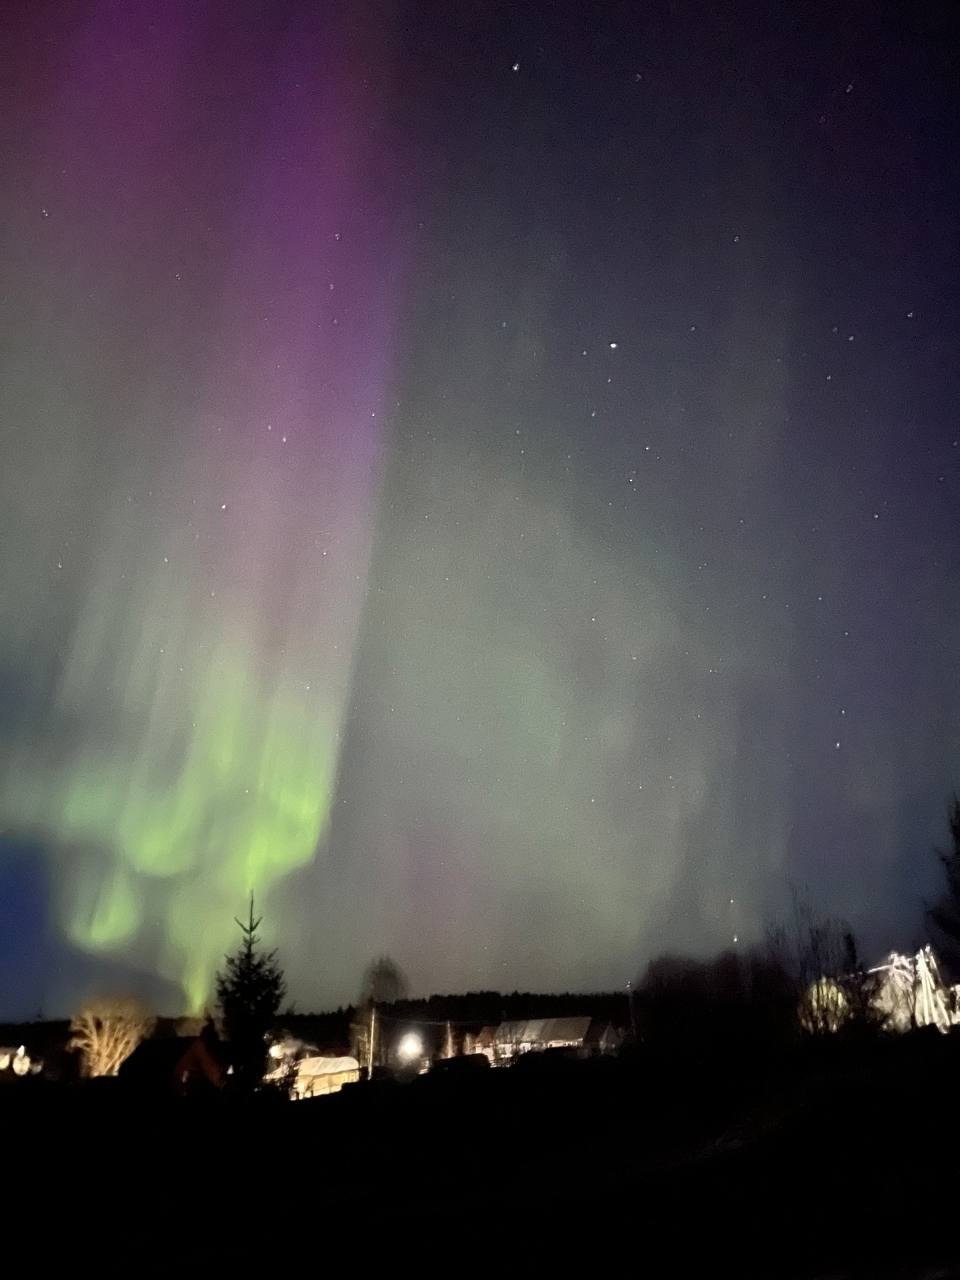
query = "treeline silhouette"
xmin=281 ymin=989 xmax=629 ymax=1056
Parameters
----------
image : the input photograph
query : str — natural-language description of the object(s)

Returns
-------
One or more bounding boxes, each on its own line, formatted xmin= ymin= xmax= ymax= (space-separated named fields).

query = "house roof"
xmin=120 ymin=1037 xmax=196 ymax=1080
xmin=120 ymin=1032 xmax=227 ymax=1083
xmin=493 ymin=1016 xmax=592 ymax=1047
xmin=584 ymin=1021 xmax=621 ymax=1044
xmin=297 ymin=1055 xmax=360 ymax=1078
xmin=541 ymin=1016 xmax=592 ymax=1043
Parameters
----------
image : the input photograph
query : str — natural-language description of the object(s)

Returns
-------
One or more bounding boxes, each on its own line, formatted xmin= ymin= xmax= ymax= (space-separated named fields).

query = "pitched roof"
xmin=297 ymin=1055 xmax=360 ymax=1078
xmin=119 ymin=1033 xmax=227 ymax=1085
xmin=493 ymin=1016 xmax=592 ymax=1047
xmin=540 ymin=1016 xmax=592 ymax=1043
xmin=121 ymin=1037 xmax=196 ymax=1075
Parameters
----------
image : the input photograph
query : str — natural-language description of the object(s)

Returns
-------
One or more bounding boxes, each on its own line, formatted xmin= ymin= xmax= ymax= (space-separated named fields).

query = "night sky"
xmin=1 ymin=0 xmax=958 ymax=1018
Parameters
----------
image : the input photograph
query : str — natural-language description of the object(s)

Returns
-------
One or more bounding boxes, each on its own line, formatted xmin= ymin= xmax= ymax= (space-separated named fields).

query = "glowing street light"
xmin=397 ymin=1032 xmax=423 ymax=1066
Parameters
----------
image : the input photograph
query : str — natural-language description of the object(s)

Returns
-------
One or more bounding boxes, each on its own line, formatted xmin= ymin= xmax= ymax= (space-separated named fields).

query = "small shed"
xmin=293 ymin=1055 xmax=360 ymax=1099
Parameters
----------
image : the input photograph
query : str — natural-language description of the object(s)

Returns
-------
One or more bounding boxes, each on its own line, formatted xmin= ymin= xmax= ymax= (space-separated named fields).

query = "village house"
xmin=289 ymin=1055 xmax=360 ymax=1098
xmin=471 ymin=1017 xmax=621 ymax=1065
xmin=119 ymin=1023 xmax=227 ymax=1094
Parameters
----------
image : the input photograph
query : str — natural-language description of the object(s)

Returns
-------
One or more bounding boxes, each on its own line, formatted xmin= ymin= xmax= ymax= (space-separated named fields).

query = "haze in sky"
xmin=1 ymin=0 xmax=958 ymax=1016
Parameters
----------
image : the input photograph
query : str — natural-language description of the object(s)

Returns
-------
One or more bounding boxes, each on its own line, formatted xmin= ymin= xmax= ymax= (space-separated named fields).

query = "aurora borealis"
xmin=1 ymin=1 xmax=959 ymax=1016
xmin=1 ymin=1 xmax=404 ymax=1011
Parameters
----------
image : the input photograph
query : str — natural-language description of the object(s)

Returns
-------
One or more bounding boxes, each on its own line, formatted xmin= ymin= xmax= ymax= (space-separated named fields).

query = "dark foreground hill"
xmin=5 ymin=1031 xmax=960 ymax=1277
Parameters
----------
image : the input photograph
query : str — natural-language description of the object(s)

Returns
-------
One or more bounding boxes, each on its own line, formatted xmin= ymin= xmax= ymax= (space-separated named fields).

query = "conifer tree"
xmin=216 ymin=895 xmax=286 ymax=1091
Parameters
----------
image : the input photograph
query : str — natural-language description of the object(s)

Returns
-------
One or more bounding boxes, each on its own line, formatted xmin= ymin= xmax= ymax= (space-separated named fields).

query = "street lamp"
xmin=397 ymin=1032 xmax=423 ymax=1066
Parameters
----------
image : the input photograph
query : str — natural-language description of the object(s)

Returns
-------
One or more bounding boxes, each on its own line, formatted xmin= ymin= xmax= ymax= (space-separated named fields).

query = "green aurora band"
xmin=0 ymin=3 xmax=403 ymax=1011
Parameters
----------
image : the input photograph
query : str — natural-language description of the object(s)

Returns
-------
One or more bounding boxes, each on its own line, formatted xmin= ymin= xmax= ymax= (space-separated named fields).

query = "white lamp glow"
xmin=397 ymin=1032 xmax=423 ymax=1065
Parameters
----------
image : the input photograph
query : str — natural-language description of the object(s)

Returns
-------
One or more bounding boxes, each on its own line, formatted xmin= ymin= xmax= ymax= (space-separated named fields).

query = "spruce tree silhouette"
xmin=216 ymin=895 xmax=286 ymax=1092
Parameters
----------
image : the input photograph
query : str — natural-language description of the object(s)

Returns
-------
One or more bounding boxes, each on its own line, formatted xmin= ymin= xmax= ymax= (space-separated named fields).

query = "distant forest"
xmin=283 ymin=989 xmax=631 ymax=1053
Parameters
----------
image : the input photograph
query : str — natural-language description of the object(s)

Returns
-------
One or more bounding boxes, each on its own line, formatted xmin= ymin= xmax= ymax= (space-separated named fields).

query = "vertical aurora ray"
xmin=0 ymin=3 xmax=408 ymax=1009
xmin=5 ymin=3 xmax=958 ymax=1019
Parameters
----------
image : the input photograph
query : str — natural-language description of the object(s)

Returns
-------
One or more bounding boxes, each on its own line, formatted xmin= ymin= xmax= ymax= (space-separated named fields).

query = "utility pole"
xmin=626 ymin=980 xmax=637 ymax=1042
xmin=367 ymin=1003 xmax=377 ymax=1078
